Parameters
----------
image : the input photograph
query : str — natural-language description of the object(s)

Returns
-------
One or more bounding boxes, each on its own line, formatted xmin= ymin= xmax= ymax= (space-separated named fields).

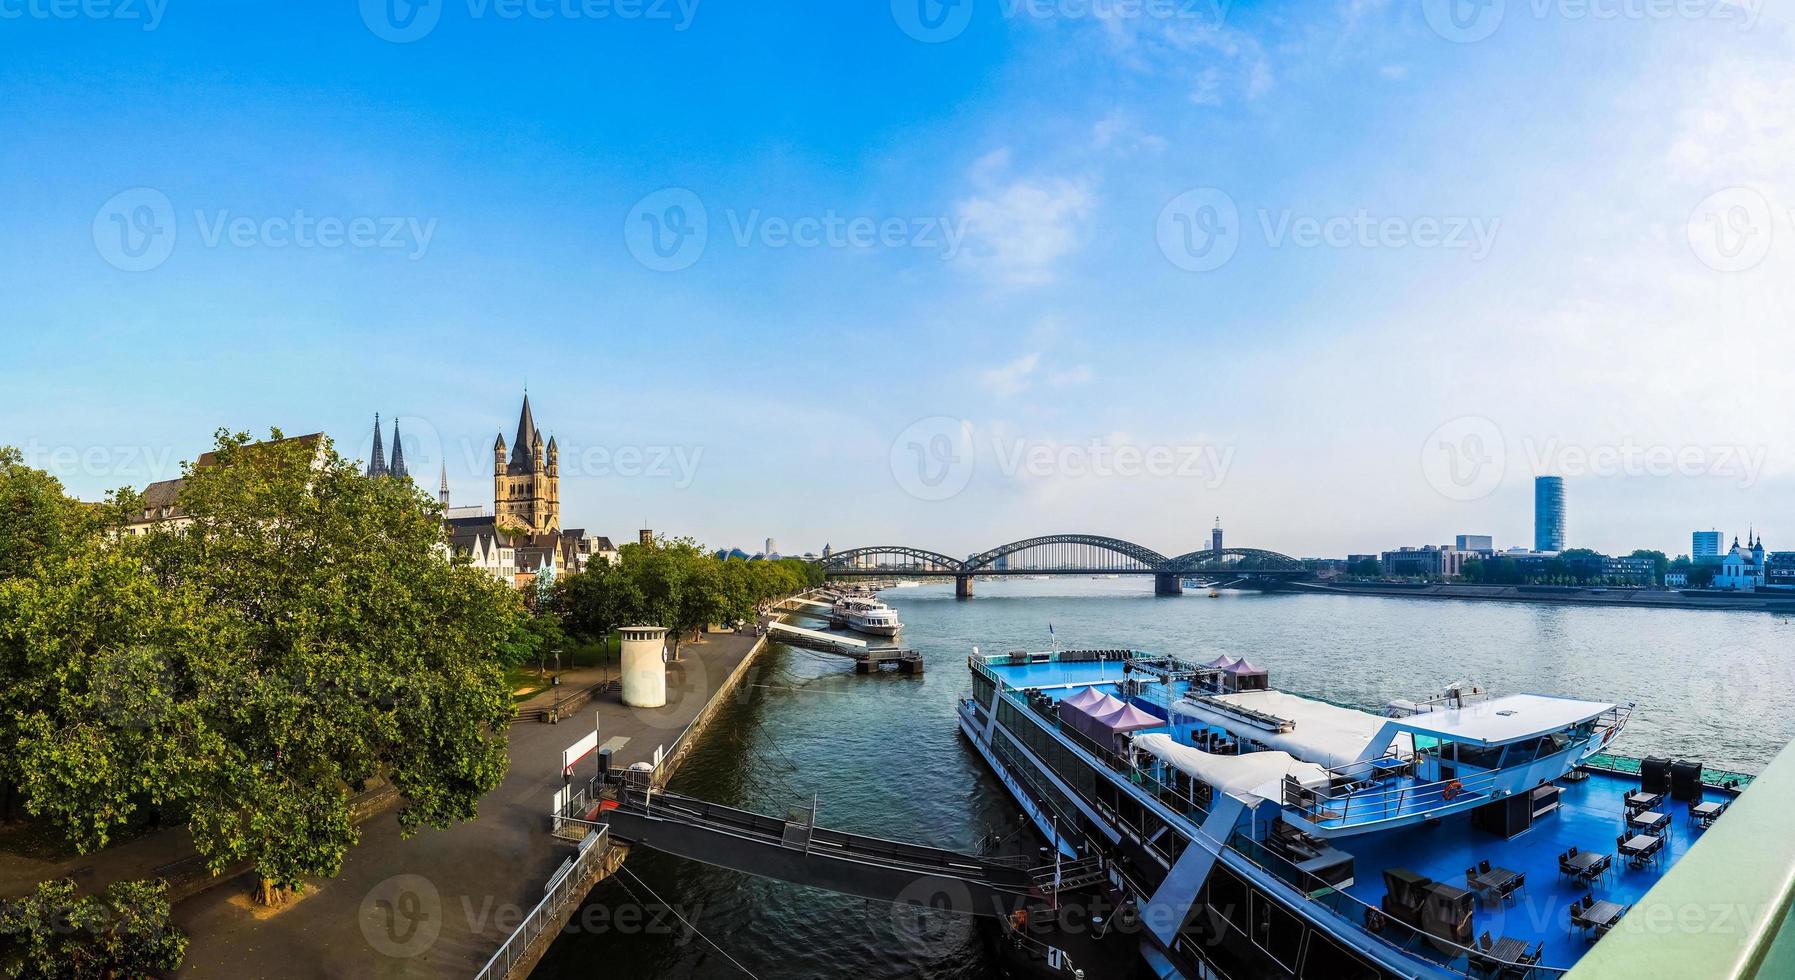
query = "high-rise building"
xmin=1211 ymin=517 xmax=1224 ymax=553
xmin=1693 ymin=530 xmax=1724 ymax=564
xmin=1456 ymin=534 xmax=1494 ymax=554
xmin=1534 ymin=476 xmax=1566 ymax=552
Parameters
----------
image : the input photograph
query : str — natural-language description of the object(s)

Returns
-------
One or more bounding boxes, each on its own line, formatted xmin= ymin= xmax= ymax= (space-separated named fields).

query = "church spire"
xmin=390 ymin=418 xmax=408 ymax=481
xmin=510 ymin=393 xmax=537 ymax=470
xmin=439 ymin=462 xmax=450 ymax=507
xmin=367 ymin=414 xmax=387 ymax=478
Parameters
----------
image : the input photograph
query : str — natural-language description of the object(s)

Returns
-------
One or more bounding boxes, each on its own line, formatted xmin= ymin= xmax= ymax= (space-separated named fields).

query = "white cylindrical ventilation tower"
xmin=620 ymin=625 xmax=669 ymax=708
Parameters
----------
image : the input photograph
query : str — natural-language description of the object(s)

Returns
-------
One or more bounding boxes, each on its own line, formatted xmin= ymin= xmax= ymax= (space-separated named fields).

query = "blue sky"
xmin=2 ymin=0 xmax=1790 ymax=559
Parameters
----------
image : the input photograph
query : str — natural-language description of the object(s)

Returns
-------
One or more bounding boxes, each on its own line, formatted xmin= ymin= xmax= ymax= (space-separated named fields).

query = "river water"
xmin=533 ymin=579 xmax=1795 ymax=978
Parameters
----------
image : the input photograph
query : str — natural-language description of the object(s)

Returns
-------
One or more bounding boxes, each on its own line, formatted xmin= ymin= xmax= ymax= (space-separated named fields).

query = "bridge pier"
xmin=1155 ymin=573 xmax=1183 ymax=596
xmin=955 ymin=575 xmax=974 ymax=599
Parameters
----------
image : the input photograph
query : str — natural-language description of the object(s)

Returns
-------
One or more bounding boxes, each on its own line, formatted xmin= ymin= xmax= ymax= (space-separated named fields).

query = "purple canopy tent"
xmin=1221 ymin=658 xmax=1269 ymax=692
xmin=1202 ymin=655 xmax=1239 ymax=670
xmin=1060 ymin=692 xmax=1125 ymax=739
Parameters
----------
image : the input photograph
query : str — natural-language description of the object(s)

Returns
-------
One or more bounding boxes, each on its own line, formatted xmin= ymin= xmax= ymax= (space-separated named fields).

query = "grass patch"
xmin=506 ymin=634 xmax=619 ymax=702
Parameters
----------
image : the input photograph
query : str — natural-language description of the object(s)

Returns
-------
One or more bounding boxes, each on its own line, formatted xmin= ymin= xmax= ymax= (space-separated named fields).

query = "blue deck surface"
xmin=1337 ymin=770 xmax=1731 ymax=972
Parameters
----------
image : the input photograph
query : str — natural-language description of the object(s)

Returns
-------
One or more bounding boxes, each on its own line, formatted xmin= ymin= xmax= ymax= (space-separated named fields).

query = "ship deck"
xmin=979 ymin=653 xmax=1741 ymax=977
xmin=1337 ymin=768 xmax=1733 ymax=973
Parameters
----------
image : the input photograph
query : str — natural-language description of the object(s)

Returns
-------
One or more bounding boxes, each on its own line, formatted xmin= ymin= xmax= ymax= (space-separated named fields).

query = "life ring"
xmin=1442 ymin=780 xmax=1464 ymax=802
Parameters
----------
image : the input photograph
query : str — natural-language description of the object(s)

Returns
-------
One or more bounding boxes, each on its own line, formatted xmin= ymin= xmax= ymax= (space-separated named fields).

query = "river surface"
xmin=533 ymin=579 xmax=1795 ymax=979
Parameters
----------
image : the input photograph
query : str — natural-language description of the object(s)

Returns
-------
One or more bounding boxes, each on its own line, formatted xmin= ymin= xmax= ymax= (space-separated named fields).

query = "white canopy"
xmin=1175 ymin=689 xmax=1414 ymax=769
xmin=1136 ymin=733 xmax=1330 ymax=806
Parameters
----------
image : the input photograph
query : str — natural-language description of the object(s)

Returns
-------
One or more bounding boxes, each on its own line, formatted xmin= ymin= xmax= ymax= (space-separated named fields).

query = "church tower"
xmin=493 ymin=394 xmax=560 ymax=535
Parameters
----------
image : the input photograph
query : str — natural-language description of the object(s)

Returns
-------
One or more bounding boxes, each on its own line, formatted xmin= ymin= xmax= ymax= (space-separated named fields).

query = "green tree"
xmin=0 ymin=877 xmax=187 ymax=979
xmin=1 ymin=432 xmax=520 ymax=906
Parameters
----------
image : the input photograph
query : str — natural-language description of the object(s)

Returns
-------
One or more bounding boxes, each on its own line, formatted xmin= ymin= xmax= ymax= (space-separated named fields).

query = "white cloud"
xmin=954 ymin=156 xmax=1096 ymax=286
xmin=981 ymin=352 xmax=1042 ymax=395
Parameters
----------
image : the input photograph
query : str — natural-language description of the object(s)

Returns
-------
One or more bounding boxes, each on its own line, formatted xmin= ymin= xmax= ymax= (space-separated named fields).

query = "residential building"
xmin=1767 ymin=553 xmax=1795 ymax=590
xmin=1601 ymin=555 xmax=1657 ymax=584
xmin=1534 ymin=476 xmax=1566 ymax=552
xmin=124 ymin=433 xmax=327 ymax=537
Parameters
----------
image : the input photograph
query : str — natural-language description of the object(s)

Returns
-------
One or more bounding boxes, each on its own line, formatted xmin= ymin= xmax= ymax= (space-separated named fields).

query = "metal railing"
xmin=471 ymin=826 xmax=610 ymax=980
xmin=1282 ymin=766 xmax=1506 ymax=829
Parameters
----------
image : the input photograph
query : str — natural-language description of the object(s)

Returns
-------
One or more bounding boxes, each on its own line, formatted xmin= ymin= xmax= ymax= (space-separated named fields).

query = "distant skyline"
xmin=4 ymin=2 xmax=1790 ymax=560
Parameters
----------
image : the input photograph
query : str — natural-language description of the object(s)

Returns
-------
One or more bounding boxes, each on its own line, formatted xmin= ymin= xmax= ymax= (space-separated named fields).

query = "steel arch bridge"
xmin=814 ymin=535 xmax=1307 ymax=595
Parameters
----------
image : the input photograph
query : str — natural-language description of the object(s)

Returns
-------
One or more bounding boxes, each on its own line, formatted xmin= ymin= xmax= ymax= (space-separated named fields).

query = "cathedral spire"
xmin=439 ymin=462 xmax=450 ymax=507
xmin=390 ymin=418 xmax=408 ymax=481
xmin=367 ymin=414 xmax=387 ymax=478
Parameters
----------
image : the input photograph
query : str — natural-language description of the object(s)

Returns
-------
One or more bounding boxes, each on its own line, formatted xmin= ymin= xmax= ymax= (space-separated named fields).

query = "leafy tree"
xmin=0 ymin=877 xmax=187 ymax=979
xmin=1 ymin=432 xmax=520 ymax=906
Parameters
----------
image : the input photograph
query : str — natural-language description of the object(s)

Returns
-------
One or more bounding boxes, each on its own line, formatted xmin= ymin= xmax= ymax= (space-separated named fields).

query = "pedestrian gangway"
xmin=567 ymin=787 xmax=1087 ymax=916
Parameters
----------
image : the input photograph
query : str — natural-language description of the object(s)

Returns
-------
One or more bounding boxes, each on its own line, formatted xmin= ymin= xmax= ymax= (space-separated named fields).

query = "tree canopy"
xmin=0 ymin=432 xmax=522 ymax=904
xmin=555 ymin=537 xmax=821 ymax=651
xmin=0 ymin=877 xmax=187 ymax=979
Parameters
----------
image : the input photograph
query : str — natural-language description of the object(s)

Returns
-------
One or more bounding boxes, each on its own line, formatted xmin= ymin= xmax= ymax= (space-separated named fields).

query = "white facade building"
xmin=1712 ymin=536 xmax=1767 ymax=591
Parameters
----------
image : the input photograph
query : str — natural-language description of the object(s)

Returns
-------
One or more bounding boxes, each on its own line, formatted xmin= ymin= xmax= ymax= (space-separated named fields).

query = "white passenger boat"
xmin=828 ymin=594 xmax=902 ymax=636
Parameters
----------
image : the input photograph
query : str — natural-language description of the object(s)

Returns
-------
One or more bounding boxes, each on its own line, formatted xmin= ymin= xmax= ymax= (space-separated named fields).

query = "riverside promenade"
xmin=154 ymin=629 xmax=767 ymax=978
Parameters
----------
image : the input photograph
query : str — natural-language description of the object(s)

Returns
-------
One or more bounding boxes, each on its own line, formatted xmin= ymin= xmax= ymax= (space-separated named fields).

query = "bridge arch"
xmin=817 ymin=546 xmax=965 ymax=574
xmin=1164 ymin=547 xmax=1306 ymax=575
xmin=963 ymin=534 xmax=1169 ymax=573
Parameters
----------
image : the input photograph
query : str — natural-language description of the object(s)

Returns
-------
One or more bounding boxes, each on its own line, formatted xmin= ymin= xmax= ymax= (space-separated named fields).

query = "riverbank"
xmin=1286 ymin=580 xmax=1795 ymax=612
xmin=155 ymin=628 xmax=767 ymax=978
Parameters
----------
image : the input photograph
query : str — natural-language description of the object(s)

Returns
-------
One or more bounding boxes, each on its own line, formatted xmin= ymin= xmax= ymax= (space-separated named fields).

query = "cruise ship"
xmin=828 ymin=593 xmax=903 ymax=636
xmin=958 ymin=647 xmax=1761 ymax=979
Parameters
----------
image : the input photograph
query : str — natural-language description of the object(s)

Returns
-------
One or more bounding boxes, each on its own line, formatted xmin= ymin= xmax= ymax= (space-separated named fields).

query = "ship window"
xmin=1206 ymin=865 xmax=1249 ymax=934
xmin=1252 ymin=889 xmax=1303 ymax=971
xmin=1300 ymin=932 xmax=1383 ymax=979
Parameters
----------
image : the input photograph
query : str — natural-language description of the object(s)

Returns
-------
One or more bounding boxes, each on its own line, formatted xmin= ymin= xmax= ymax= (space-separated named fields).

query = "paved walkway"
xmin=10 ymin=630 xmax=765 ymax=979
